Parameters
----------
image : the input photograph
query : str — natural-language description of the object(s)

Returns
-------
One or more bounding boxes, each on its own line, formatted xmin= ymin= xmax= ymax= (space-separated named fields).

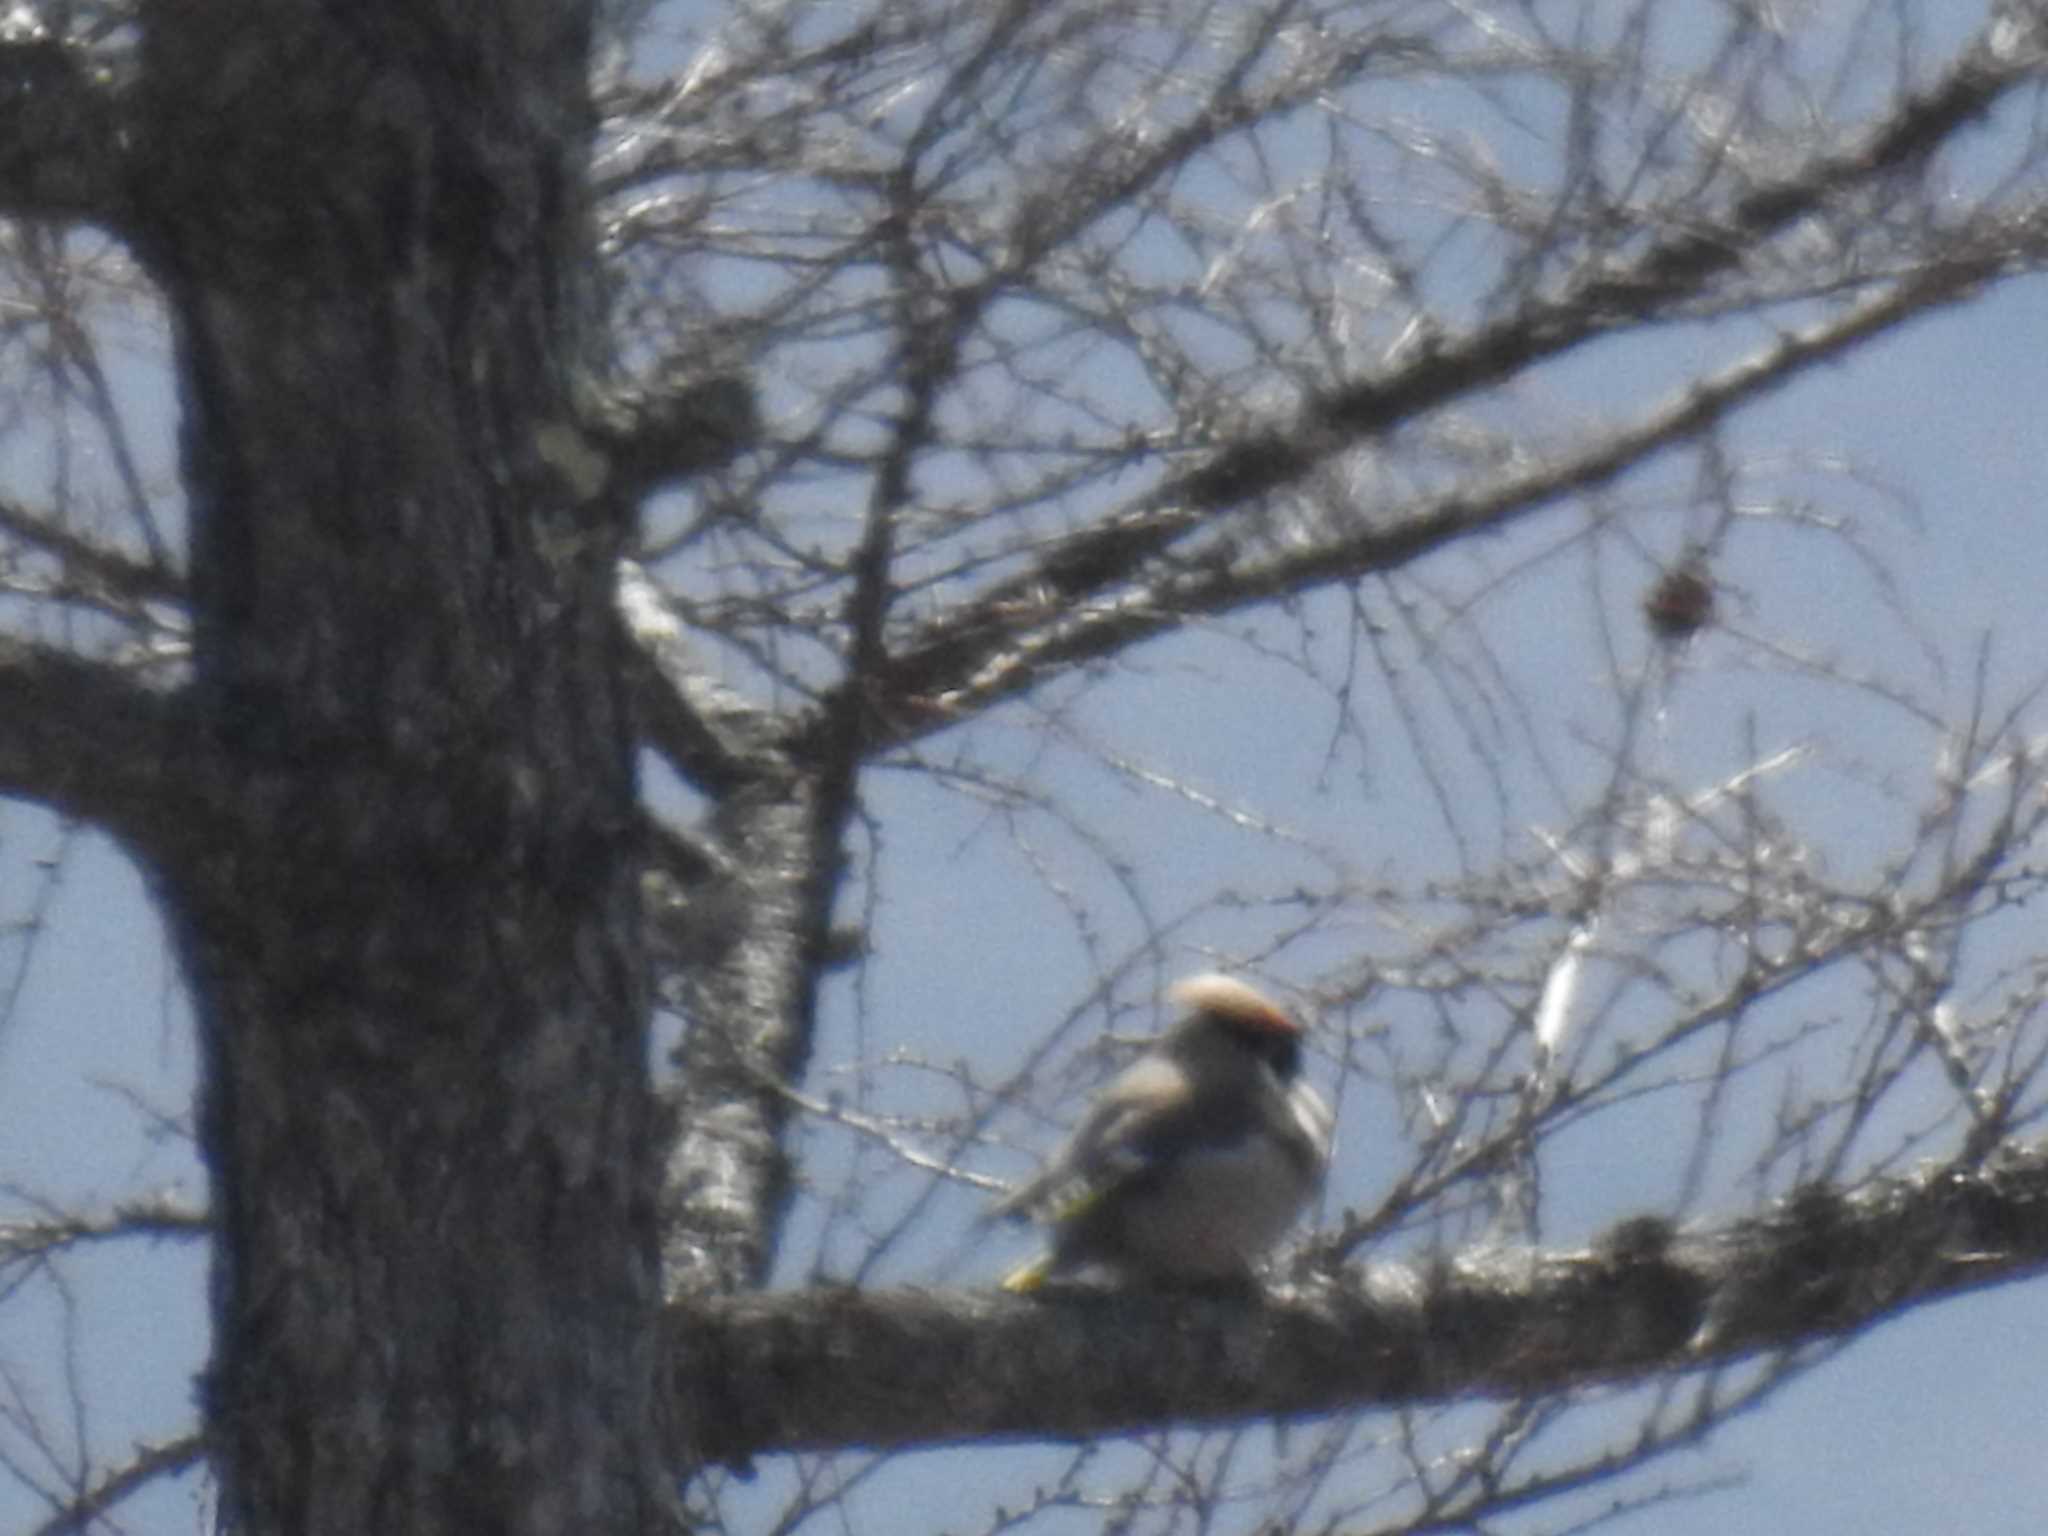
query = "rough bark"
xmin=0 ymin=31 xmax=128 ymax=229
xmin=661 ymin=780 xmax=829 ymax=1299
xmin=0 ymin=638 xmax=194 ymax=836
xmin=673 ymin=1148 xmax=2048 ymax=1462
xmin=617 ymin=563 xmax=848 ymax=1308
xmin=114 ymin=4 xmax=674 ymax=1533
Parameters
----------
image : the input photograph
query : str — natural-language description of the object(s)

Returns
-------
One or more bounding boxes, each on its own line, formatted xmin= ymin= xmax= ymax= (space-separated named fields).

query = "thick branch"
xmin=660 ymin=777 xmax=836 ymax=1300
xmin=670 ymin=1149 xmax=2048 ymax=1464
xmin=617 ymin=559 xmax=775 ymax=795
xmin=587 ymin=372 xmax=760 ymax=502
xmin=0 ymin=37 xmax=129 ymax=228
xmin=0 ymin=638 xmax=197 ymax=843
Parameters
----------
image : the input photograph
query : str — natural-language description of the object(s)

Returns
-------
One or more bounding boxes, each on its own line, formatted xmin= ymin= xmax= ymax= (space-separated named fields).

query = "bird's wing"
xmin=1280 ymin=1079 xmax=1335 ymax=1181
xmin=990 ymin=1054 xmax=1184 ymax=1217
xmin=992 ymin=1053 xmax=1267 ymax=1221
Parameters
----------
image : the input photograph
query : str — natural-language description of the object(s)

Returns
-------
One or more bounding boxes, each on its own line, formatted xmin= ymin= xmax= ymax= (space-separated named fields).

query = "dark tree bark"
xmin=108 ymin=4 xmax=675 ymax=1532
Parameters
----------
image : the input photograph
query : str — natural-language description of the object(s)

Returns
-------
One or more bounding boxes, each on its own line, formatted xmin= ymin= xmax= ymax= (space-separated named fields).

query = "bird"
xmin=993 ymin=973 xmax=1334 ymax=1292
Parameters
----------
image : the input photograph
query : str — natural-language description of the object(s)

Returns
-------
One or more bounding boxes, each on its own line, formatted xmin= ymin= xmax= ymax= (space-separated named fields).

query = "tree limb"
xmin=0 ymin=637 xmax=198 ymax=846
xmin=0 ymin=36 xmax=130 ymax=230
xmin=28 ymin=1433 xmax=208 ymax=1536
xmin=618 ymin=558 xmax=775 ymax=795
xmin=670 ymin=1147 xmax=2048 ymax=1464
xmin=0 ymin=1196 xmax=209 ymax=1264
xmin=0 ymin=497 xmax=185 ymax=609
xmin=659 ymin=775 xmax=834 ymax=1302
xmin=587 ymin=372 xmax=760 ymax=502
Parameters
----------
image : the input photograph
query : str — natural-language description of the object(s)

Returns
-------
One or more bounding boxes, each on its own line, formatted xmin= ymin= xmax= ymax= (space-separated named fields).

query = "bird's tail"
xmin=999 ymin=1253 xmax=1053 ymax=1294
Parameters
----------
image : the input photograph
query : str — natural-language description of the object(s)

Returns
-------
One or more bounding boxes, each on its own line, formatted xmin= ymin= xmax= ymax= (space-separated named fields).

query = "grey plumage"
xmin=995 ymin=974 xmax=1333 ymax=1291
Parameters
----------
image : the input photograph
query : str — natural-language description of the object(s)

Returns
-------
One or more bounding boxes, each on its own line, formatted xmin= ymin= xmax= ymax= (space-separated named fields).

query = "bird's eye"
xmin=1259 ymin=1033 xmax=1301 ymax=1075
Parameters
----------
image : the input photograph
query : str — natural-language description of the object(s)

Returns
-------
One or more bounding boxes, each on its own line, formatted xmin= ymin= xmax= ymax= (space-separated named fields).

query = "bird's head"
xmin=1165 ymin=973 xmax=1305 ymax=1077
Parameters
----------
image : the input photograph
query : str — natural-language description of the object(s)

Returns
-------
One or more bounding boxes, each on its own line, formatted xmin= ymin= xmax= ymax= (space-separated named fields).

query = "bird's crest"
xmin=1167 ymin=973 xmax=1299 ymax=1036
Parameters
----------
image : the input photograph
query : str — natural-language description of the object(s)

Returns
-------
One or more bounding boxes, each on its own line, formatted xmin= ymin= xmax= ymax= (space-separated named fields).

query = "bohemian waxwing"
xmin=994 ymin=974 xmax=1334 ymax=1291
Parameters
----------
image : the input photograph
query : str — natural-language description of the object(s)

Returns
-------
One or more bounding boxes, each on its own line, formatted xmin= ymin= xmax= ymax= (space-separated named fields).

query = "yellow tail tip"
xmin=1000 ymin=1257 xmax=1051 ymax=1294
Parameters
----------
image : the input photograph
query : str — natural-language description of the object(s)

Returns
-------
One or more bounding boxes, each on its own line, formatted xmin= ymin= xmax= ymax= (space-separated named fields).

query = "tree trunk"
xmin=125 ymin=5 xmax=673 ymax=1531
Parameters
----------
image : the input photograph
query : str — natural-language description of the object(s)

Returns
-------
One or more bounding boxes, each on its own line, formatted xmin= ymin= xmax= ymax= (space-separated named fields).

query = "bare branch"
xmin=674 ymin=1148 xmax=2048 ymax=1463
xmin=0 ymin=637 xmax=197 ymax=846
xmin=881 ymin=243 xmax=2022 ymax=734
xmin=661 ymin=778 xmax=834 ymax=1299
xmin=585 ymin=371 xmax=761 ymax=502
xmin=617 ymin=558 xmax=777 ymax=794
xmin=0 ymin=496 xmax=184 ymax=609
xmin=0 ymin=1197 xmax=209 ymax=1265
xmin=876 ymin=24 xmax=2048 ymax=719
xmin=28 ymin=1433 xmax=207 ymax=1536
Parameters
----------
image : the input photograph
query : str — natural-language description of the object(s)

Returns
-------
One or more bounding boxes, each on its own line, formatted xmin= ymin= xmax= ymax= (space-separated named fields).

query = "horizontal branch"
xmin=669 ymin=1146 xmax=2048 ymax=1464
xmin=0 ymin=637 xmax=199 ymax=847
xmin=0 ymin=1196 xmax=209 ymax=1264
